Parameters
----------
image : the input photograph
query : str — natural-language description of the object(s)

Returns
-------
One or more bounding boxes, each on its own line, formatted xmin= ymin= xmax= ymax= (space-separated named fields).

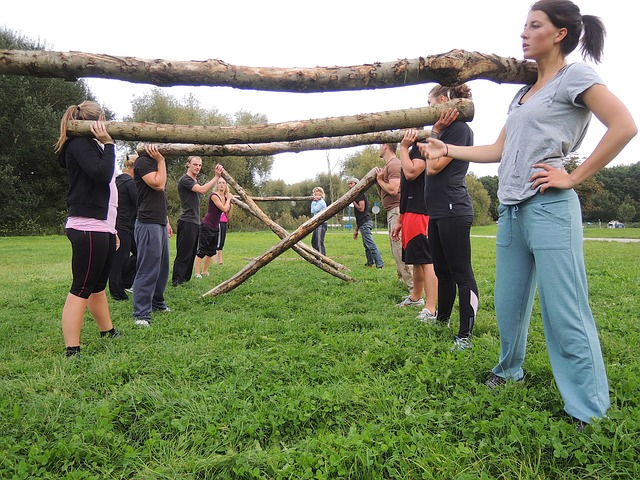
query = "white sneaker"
xmin=416 ymin=308 xmax=437 ymax=322
xmin=451 ymin=336 xmax=472 ymax=351
xmin=395 ymin=296 xmax=425 ymax=308
xmin=195 ymin=274 xmax=203 ymax=279
xmin=134 ymin=319 xmax=150 ymax=327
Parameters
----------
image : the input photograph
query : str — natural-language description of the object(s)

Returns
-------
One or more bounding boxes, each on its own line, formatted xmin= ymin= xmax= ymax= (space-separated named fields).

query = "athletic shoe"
xmin=416 ymin=308 xmax=437 ymax=322
xmin=134 ymin=319 xmax=150 ymax=327
xmin=153 ymin=307 xmax=171 ymax=313
xmin=485 ymin=373 xmax=525 ymax=389
xmin=100 ymin=329 xmax=123 ymax=338
xmin=451 ymin=336 xmax=472 ymax=351
xmin=395 ymin=296 xmax=425 ymax=308
xmin=195 ymin=274 xmax=203 ymax=279
xmin=124 ymin=288 xmax=133 ymax=294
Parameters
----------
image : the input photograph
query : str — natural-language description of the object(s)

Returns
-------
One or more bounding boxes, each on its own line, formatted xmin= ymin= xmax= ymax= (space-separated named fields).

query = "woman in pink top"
xmin=55 ymin=101 xmax=122 ymax=357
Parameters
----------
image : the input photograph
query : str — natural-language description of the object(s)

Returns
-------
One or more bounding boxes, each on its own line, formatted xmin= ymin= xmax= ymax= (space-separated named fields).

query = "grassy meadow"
xmin=0 ymin=227 xmax=639 ymax=479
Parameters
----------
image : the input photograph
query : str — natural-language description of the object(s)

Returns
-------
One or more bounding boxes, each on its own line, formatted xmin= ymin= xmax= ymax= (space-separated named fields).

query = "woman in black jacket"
xmin=55 ymin=100 xmax=122 ymax=357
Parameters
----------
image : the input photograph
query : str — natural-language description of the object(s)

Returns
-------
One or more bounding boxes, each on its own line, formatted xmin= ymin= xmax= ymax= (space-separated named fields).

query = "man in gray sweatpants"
xmin=132 ymin=145 xmax=173 ymax=327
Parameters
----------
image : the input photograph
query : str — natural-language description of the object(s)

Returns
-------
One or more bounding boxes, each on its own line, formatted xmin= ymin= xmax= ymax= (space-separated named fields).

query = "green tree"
xmin=127 ymin=89 xmax=275 ymax=222
xmin=595 ymin=163 xmax=640 ymax=222
xmin=479 ymin=175 xmax=499 ymax=221
xmin=587 ymin=190 xmax=618 ymax=224
xmin=617 ymin=197 xmax=636 ymax=224
xmin=0 ymin=28 xmax=99 ymax=234
xmin=466 ymin=174 xmax=492 ymax=226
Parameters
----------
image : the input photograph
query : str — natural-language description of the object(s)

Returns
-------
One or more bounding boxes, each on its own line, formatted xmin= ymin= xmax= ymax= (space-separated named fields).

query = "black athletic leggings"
xmin=428 ymin=215 xmax=478 ymax=338
xmin=66 ymin=228 xmax=115 ymax=299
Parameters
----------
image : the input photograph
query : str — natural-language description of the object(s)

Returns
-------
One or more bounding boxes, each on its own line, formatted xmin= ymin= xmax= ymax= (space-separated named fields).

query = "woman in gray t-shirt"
xmin=419 ymin=0 xmax=636 ymax=427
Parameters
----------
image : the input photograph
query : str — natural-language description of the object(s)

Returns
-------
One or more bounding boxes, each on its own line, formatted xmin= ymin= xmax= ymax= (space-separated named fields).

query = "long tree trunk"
xmin=203 ymin=169 xmax=378 ymax=297
xmin=136 ymin=129 xmax=435 ymax=156
xmin=0 ymin=49 xmax=536 ymax=90
xmin=69 ymin=99 xmax=472 ymax=144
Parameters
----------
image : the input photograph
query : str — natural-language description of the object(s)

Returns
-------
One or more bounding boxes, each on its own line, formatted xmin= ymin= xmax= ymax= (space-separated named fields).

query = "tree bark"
xmin=203 ymin=169 xmax=378 ymax=297
xmin=136 ymin=129 xmax=435 ymax=156
xmin=70 ymin=99 xmax=472 ymax=144
xmin=0 ymin=49 xmax=536 ymax=91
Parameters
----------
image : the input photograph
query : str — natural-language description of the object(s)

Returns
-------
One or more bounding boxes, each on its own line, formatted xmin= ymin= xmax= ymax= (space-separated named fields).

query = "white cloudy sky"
xmin=3 ymin=0 xmax=638 ymax=183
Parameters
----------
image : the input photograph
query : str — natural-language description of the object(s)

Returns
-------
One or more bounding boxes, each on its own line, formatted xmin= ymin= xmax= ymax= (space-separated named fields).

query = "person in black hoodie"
xmin=108 ymin=154 xmax=138 ymax=300
xmin=55 ymin=100 xmax=122 ymax=357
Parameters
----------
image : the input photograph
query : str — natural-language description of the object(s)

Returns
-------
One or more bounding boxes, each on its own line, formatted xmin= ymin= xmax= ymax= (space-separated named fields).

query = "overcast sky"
xmin=3 ymin=0 xmax=638 ymax=183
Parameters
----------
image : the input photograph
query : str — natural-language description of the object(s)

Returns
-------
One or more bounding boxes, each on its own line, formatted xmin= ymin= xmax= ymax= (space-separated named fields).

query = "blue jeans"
xmin=312 ymin=223 xmax=327 ymax=256
xmin=133 ymin=221 xmax=170 ymax=320
xmin=359 ymin=220 xmax=383 ymax=267
xmin=493 ymin=189 xmax=609 ymax=423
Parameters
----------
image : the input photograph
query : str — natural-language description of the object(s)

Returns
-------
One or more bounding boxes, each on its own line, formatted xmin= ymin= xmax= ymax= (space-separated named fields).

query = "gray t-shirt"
xmin=177 ymin=174 xmax=201 ymax=224
xmin=498 ymin=63 xmax=602 ymax=205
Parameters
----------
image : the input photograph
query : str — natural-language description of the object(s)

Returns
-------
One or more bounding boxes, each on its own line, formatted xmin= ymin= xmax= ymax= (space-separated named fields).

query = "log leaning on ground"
xmin=202 ymin=169 xmax=378 ymax=298
xmin=220 ymin=170 xmax=349 ymax=273
xmin=0 ymin=49 xmax=537 ymax=90
xmin=69 ymin=99 xmax=472 ymax=145
xmin=231 ymin=198 xmax=354 ymax=282
xmin=137 ymin=129 xmax=434 ymax=157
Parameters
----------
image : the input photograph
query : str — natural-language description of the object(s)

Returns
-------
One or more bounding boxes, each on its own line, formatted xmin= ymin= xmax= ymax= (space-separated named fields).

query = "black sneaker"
xmin=485 ymin=373 xmax=525 ymax=389
xmin=100 ymin=328 xmax=123 ymax=338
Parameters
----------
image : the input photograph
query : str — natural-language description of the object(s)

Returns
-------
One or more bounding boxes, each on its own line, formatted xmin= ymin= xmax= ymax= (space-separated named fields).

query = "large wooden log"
xmin=0 ymin=49 xmax=536 ymax=90
xmin=203 ymin=169 xmax=378 ymax=297
xmin=221 ymin=170 xmax=348 ymax=273
xmin=137 ymin=129 xmax=434 ymax=157
xmin=69 ymin=99 xmax=472 ymax=144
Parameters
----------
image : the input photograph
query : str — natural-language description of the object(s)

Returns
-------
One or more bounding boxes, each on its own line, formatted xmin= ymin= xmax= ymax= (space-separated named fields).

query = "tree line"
xmin=1 ymin=28 xmax=637 ymax=235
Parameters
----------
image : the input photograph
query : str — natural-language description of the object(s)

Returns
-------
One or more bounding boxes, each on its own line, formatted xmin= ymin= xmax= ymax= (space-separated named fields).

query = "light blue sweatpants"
xmin=493 ymin=189 xmax=609 ymax=423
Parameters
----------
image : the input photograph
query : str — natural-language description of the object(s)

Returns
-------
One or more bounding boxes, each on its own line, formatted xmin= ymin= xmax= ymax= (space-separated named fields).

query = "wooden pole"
xmin=0 ymin=49 xmax=536 ymax=90
xmin=67 ymin=99 xmax=473 ymax=144
xmin=202 ymin=169 xmax=378 ymax=297
xmin=232 ymin=197 xmax=354 ymax=282
xmin=220 ymin=170 xmax=349 ymax=273
xmin=136 ymin=129 xmax=435 ymax=157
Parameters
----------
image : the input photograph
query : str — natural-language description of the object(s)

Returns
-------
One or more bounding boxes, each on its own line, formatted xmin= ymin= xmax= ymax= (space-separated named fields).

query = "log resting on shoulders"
xmin=71 ymin=99 xmax=473 ymax=145
xmin=137 ymin=129 xmax=436 ymax=157
xmin=0 ymin=49 xmax=537 ymax=90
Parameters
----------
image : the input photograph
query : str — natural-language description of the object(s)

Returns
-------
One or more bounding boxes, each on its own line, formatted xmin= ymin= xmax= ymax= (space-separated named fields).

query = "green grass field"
xmin=0 ymin=229 xmax=638 ymax=479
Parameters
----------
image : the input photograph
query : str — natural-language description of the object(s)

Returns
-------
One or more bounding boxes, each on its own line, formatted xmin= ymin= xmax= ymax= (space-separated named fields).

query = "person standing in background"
xmin=213 ymin=180 xmax=233 ymax=266
xmin=347 ymin=177 xmax=384 ymax=269
xmin=310 ymin=186 xmax=328 ymax=255
xmin=172 ymin=156 xmax=220 ymax=286
xmin=376 ymin=143 xmax=413 ymax=290
xmin=109 ymin=154 xmax=138 ymax=301
xmin=194 ymin=170 xmax=231 ymax=278
xmin=132 ymin=145 xmax=173 ymax=327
